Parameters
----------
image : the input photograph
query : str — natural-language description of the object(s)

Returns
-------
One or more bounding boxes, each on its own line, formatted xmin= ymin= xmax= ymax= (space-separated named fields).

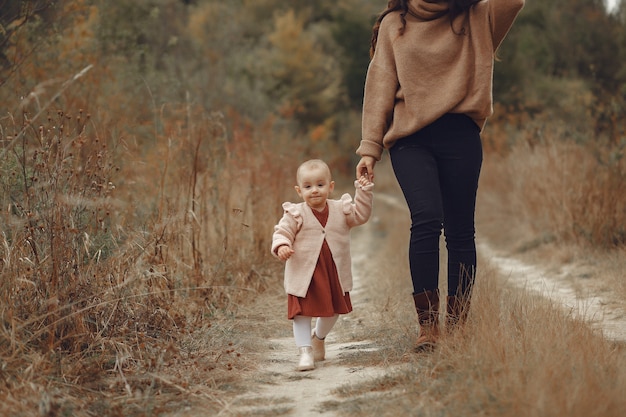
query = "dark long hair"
xmin=369 ymin=0 xmax=481 ymax=58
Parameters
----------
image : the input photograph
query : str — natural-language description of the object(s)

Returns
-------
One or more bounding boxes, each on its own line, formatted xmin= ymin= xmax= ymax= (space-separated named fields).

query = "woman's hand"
xmin=356 ymin=156 xmax=377 ymax=182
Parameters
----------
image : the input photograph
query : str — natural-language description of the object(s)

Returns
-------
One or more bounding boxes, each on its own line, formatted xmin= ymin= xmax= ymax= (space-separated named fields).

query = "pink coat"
xmin=271 ymin=182 xmax=374 ymax=297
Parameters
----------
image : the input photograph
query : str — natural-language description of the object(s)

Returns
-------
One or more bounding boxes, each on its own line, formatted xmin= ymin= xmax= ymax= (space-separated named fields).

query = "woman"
xmin=356 ymin=0 xmax=524 ymax=350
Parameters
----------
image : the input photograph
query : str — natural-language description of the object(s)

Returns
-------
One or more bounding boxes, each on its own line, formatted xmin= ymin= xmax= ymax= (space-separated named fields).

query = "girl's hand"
xmin=358 ymin=175 xmax=373 ymax=188
xmin=277 ymin=245 xmax=294 ymax=261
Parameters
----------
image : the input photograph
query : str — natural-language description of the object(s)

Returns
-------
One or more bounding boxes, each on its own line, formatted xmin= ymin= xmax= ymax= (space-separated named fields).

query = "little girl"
xmin=272 ymin=159 xmax=374 ymax=371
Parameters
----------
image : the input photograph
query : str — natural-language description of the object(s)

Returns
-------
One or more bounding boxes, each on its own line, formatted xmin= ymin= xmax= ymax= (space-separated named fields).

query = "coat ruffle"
xmin=281 ymin=202 xmax=303 ymax=228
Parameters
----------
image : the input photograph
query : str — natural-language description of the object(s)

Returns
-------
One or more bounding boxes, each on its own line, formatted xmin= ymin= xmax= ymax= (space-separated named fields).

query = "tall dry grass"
xmin=1 ymin=97 xmax=624 ymax=415
xmin=0 ymin=75 xmax=304 ymax=415
xmin=480 ymin=110 xmax=626 ymax=249
xmin=483 ymin=137 xmax=626 ymax=248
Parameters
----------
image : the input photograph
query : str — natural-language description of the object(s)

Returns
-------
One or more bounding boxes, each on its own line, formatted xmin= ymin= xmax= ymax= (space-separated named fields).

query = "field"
xmin=1 ymin=1 xmax=626 ymax=416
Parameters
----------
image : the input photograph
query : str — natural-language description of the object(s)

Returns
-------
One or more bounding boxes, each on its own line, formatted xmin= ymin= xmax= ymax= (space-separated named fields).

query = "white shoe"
xmin=297 ymin=347 xmax=314 ymax=371
xmin=311 ymin=332 xmax=325 ymax=361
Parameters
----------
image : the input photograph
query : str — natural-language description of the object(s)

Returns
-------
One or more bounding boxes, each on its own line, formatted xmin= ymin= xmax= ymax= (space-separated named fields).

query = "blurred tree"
xmin=0 ymin=0 xmax=56 ymax=88
xmin=331 ymin=11 xmax=374 ymax=109
xmin=2 ymin=0 xmax=625 ymax=145
xmin=493 ymin=0 xmax=625 ymax=140
xmin=496 ymin=0 xmax=622 ymax=96
xmin=254 ymin=8 xmax=344 ymax=129
xmin=95 ymin=0 xmax=191 ymax=75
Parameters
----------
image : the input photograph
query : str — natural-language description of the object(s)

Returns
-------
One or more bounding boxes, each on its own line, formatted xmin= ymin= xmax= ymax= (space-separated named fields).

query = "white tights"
xmin=293 ymin=315 xmax=339 ymax=347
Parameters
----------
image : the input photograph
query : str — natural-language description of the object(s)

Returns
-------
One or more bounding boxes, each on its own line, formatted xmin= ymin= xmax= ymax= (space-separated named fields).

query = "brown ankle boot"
xmin=311 ymin=331 xmax=325 ymax=361
xmin=446 ymin=295 xmax=470 ymax=332
xmin=412 ymin=290 xmax=440 ymax=352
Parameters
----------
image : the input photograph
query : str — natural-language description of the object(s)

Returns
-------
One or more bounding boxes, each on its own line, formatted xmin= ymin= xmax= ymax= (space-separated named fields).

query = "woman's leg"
xmin=429 ymin=115 xmax=482 ymax=327
xmin=389 ymin=114 xmax=482 ymax=345
xmin=390 ymin=133 xmax=443 ymax=350
xmin=389 ymin=137 xmax=442 ymax=294
xmin=431 ymin=115 xmax=482 ymax=299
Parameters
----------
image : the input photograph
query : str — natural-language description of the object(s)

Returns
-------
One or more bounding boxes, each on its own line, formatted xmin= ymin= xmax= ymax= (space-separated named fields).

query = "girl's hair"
xmin=369 ymin=0 xmax=481 ymax=58
xmin=296 ymin=159 xmax=331 ymax=184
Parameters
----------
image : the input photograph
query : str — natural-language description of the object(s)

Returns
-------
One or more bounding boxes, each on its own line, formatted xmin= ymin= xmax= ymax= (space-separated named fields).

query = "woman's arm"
xmin=487 ymin=0 xmax=525 ymax=50
xmin=358 ymin=14 xmax=400 ymax=162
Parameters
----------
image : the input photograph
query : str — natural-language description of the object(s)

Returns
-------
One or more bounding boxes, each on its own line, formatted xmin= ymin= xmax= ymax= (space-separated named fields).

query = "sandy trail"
xmin=217 ymin=337 xmax=384 ymax=417
xmin=219 ymin=224 xmax=389 ymax=417
xmin=479 ymin=243 xmax=626 ymax=343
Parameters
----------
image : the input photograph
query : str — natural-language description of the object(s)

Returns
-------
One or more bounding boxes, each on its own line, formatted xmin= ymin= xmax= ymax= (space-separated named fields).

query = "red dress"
xmin=287 ymin=204 xmax=353 ymax=319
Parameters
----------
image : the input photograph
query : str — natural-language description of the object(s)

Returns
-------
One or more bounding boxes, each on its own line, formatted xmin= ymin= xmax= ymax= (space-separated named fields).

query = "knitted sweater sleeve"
xmin=488 ymin=0 xmax=525 ymax=50
xmin=357 ymin=16 xmax=399 ymax=161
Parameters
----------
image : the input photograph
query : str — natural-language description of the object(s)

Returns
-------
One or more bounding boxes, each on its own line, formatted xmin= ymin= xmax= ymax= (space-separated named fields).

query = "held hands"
xmin=357 ymin=174 xmax=373 ymax=188
xmin=277 ymin=245 xmax=295 ymax=261
xmin=356 ymin=156 xmax=376 ymax=182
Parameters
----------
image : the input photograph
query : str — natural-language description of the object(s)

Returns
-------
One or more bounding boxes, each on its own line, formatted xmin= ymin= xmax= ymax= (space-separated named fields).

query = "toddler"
xmin=272 ymin=159 xmax=373 ymax=371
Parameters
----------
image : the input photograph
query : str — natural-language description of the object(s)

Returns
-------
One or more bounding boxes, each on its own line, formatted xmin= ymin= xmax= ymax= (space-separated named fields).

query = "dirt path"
xmin=479 ymin=243 xmax=626 ymax=343
xmin=219 ymin=223 xmax=392 ymax=417
xmin=216 ymin=338 xmax=384 ymax=416
xmin=220 ymin=192 xmax=626 ymax=416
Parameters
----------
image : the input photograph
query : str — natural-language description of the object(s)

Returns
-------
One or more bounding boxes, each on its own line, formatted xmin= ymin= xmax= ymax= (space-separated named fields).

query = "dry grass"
xmin=326 ymin=273 xmax=626 ymax=417
xmin=0 ymin=81 xmax=300 ymax=415
xmin=479 ymin=129 xmax=626 ymax=249
xmin=2 ymin=106 xmax=624 ymax=415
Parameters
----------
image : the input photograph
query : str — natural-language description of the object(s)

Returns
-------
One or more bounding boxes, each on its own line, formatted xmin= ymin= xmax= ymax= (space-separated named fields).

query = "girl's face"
xmin=295 ymin=166 xmax=334 ymax=211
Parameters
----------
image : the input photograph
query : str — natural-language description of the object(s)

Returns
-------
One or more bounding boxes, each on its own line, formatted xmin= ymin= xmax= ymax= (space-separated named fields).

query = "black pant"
xmin=389 ymin=113 xmax=482 ymax=297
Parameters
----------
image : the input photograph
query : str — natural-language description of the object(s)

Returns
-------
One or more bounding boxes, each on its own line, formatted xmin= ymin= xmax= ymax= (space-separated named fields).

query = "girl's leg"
xmin=311 ymin=315 xmax=338 ymax=361
xmin=293 ymin=315 xmax=314 ymax=370
xmin=314 ymin=315 xmax=339 ymax=339
xmin=293 ymin=315 xmax=312 ymax=347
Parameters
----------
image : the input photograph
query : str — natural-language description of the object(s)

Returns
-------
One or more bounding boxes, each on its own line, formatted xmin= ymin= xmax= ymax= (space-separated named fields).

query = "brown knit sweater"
xmin=357 ymin=0 xmax=525 ymax=160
